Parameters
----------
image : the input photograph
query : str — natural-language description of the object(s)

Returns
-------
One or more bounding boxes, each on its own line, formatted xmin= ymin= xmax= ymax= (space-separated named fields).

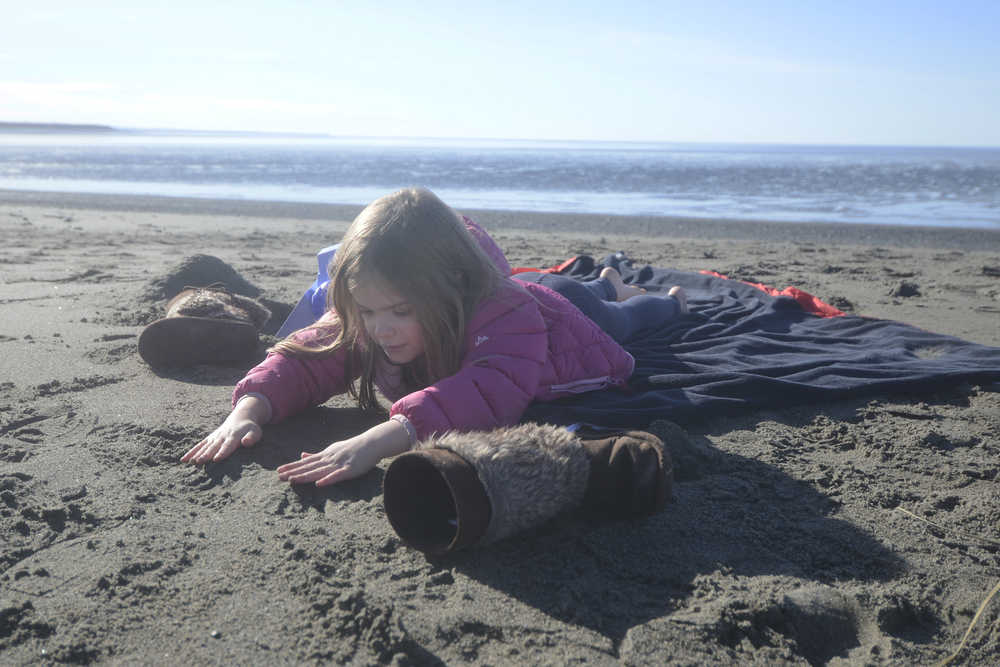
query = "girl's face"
xmin=351 ymin=280 xmax=426 ymax=366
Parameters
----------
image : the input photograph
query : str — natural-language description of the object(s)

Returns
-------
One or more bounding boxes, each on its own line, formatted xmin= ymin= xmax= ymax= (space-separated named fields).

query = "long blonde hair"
xmin=272 ymin=187 xmax=502 ymax=410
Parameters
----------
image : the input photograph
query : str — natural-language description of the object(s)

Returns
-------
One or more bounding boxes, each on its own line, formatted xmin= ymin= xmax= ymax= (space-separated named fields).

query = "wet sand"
xmin=1 ymin=192 xmax=998 ymax=665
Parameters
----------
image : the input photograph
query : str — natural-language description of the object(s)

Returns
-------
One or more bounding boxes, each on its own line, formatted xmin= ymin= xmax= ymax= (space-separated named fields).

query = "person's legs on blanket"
xmin=597 ymin=291 xmax=686 ymax=341
xmin=599 ymin=267 xmax=647 ymax=301
xmin=667 ymin=285 xmax=687 ymax=313
xmin=518 ymin=273 xmax=615 ymax=326
xmin=599 ymin=267 xmax=688 ymax=313
xmin=518 ymin=272 xmax=687 ymax=342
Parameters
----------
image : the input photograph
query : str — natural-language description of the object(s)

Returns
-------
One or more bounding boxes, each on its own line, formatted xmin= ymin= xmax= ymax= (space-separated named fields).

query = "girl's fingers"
xmin=194 ymin=437 xmax=231 ymax=463
xmin=180 ymin=443 xmax=201 ymax=462
xmin=185 ymin=422 xmax=262 ymax=464
xmin=277 ymin=456 xmax=328 ymax=479
xmin=195 ymin=441 xmax=221 ymax=463
xmin=276 ymin=458 xmax=306 ymax=475
xmin=315 ymin=468 xmax=352 ymax=487
xmin=283 ymin=451 xmax=325 ymax=468
xmin=181 ymin=438 xmax=213 ymax=462
xmin=212 ymin=439 xmax=238 ymax=461
xmin=286 ymin=465 xmax=339 ymax=484
xmin=186 ymin=441 xmax=213 ymax=463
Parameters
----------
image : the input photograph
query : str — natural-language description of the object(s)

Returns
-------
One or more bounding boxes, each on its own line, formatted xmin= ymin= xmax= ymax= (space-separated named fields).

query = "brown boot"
xmin=138 ymin=286 xmax=271 ymax=368
xmin=384 ymin=423 xmax=590 ymax=553
xmin=575 ymin=426 xmax=672 ymax=517
xmin=384 ymin=423 xmax=674 ymax=554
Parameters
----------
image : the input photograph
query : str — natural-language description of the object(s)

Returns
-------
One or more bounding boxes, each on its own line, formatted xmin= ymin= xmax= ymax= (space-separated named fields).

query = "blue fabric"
xmin=275 ymin=244 xmax=339 ymax=337
xmin=525 ymin=254 xmax=1000 ymax=428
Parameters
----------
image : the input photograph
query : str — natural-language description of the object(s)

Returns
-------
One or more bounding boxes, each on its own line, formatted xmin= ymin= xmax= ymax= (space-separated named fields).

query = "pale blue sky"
xmin=2 ymin=1 xmax=997 ymax=146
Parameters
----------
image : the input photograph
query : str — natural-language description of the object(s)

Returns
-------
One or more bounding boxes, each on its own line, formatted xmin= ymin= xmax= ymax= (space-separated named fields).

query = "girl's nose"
xmin=372 ymin=315 xmax=394 ymax=339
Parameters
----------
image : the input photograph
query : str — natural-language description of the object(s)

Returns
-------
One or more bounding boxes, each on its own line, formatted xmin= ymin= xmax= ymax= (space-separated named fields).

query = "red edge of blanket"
xmin=511 ymin=256 xmax=581 ymax=275
xmin=699 ymin=270 xmax=845 ymax=318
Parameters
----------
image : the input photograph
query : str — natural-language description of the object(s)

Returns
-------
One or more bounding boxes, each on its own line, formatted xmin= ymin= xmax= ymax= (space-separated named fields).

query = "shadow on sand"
xmin=438 ymin=420 xmax=905 ymax=662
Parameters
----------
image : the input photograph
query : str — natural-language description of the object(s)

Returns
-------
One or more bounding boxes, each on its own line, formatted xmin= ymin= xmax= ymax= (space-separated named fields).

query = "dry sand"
xmin=1 ymin=192 xmax=999 ymax=665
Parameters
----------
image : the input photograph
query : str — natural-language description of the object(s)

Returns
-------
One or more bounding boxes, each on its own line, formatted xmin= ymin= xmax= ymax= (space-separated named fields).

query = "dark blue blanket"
xmin=526 ymin=254 xmax=1000 ymax=427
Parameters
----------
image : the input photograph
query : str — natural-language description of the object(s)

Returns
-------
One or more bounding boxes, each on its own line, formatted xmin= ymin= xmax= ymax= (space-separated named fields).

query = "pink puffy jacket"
xmin=233 ymin=220 xmax=635 ymax=439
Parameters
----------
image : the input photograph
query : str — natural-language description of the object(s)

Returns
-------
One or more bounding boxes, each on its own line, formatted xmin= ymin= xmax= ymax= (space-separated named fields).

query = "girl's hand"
xmin=182 ymin=417 xmax=262 ymax=463
xmin=182 ymin=395 xmax=269 ymax=464
xmin=276 ymin=418 xmax=412 ymax=487
xmin=276 ymin=436 xmax=381 ymax=487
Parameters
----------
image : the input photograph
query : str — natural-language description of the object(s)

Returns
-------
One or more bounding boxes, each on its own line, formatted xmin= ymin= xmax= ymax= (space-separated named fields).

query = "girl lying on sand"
xmin=181 ymin=187 xmax=685 ymax=482
xmin=179 ymin=187 xmax=687 ymax=551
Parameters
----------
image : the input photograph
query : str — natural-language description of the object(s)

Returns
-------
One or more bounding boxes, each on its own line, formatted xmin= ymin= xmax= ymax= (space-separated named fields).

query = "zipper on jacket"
xmin=549 ymin=376 xmax=616 ymax=394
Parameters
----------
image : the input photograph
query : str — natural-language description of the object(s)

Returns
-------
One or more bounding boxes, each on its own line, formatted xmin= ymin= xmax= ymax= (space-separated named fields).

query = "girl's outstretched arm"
xmin=182 ymin=395 xmax=270 ymax=464
xmin=276 ymin=419 xmax=411 ymax=487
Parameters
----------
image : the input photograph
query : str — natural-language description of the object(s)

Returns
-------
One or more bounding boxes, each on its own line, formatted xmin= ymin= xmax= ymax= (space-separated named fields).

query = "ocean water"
xmin=0 ymin=132 xmax=998 ymax=229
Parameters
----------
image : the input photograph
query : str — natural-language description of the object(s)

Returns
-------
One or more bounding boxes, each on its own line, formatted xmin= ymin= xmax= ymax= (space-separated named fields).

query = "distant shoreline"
xmin=1 ymin=122 xmax=997 ymax=149
xmin=2 ymin=187 xmax=998 ymax=251
xmin=0 ymin=121 xmax=116 ymax=134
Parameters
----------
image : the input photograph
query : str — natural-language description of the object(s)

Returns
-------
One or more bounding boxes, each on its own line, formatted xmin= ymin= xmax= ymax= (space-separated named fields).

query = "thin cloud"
xmin=0 ymin=80 xmax=118 ymax=110
xmin=0 ymin=81 xmax=116 ymax=95
xmin=139 ymin=93 xmax=341 ymax=115
xmin=597 ymin=28 xmax=849 ymax=76
xmin=15 ymin=10 xmax=72 ymax=24
xmin=0 ymin=81 xmax=338 ymax=116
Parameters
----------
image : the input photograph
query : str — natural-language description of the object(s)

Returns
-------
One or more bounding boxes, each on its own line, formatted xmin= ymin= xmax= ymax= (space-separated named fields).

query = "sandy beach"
xmin=2 ymin=191 xmax=999 ymax=665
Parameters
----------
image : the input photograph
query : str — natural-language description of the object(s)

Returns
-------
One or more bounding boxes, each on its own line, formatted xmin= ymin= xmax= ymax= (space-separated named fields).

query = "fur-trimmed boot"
xmin=138 ymin=285 xmax=271 ymax=368
xmin=383 ymin=423 xmax=672 ymax=554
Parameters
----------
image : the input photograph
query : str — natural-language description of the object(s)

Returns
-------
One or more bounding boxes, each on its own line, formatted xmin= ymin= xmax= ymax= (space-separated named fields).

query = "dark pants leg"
xmin=517 ymin=273 xmax=681 ymax=343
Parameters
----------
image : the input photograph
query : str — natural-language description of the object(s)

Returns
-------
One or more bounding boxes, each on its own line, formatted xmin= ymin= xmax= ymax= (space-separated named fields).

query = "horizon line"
xmin=1 ymin=120 xmax=997 ymax=150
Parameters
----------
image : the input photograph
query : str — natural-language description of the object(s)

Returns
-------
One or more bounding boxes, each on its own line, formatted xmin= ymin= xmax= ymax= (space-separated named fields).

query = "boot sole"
xmin=138 ymin=317 xmax=258 ymax=368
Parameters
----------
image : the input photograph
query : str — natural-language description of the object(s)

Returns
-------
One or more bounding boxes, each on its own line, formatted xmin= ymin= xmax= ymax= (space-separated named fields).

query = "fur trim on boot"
xmin=165 ymin=287 xmax=271 ymax=329
xmin=425 ymin=423 xmax=591 ymax=545
xmin=138 ymin=286 xmax=271 ymax=368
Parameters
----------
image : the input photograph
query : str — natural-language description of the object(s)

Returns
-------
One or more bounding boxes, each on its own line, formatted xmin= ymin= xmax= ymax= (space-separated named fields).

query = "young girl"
xmin=181 ymin=187 xmax=687 ymax=486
